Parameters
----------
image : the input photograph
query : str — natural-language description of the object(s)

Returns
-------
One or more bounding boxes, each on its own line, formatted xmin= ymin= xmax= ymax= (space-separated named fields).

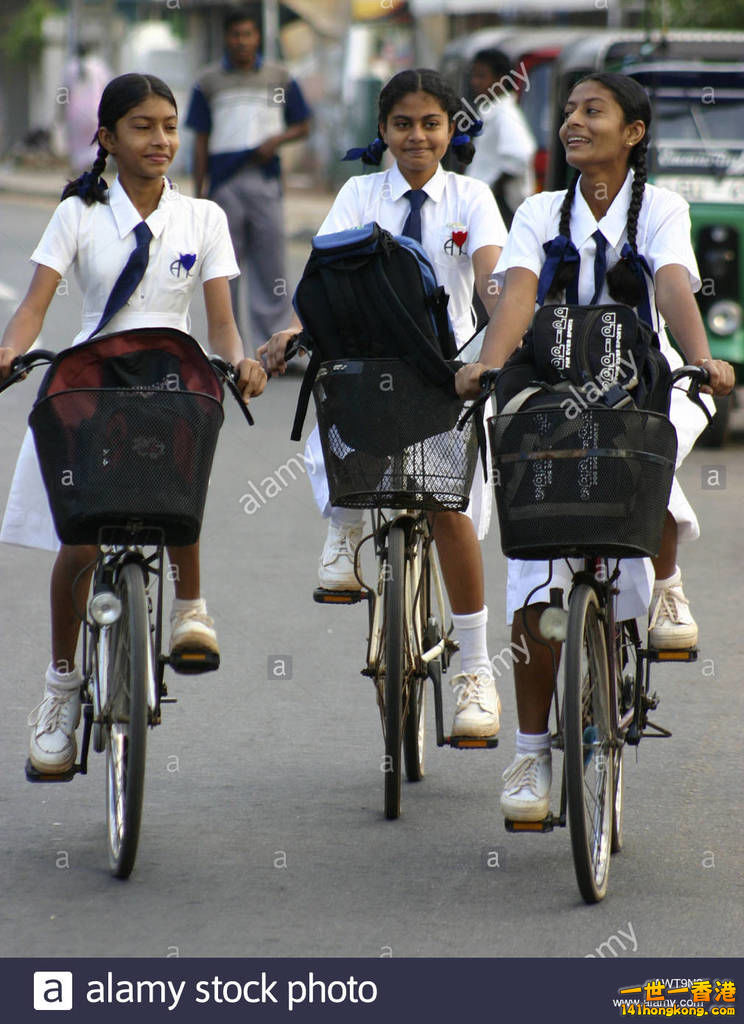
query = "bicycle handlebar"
xmin=0 ymin=348 xmax=56 ymax=396
xmin=209 ymin=355 xmax=254 ymax=427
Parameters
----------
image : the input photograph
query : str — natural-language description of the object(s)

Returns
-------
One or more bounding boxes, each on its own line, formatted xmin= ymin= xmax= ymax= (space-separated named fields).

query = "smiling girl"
xmin=261 ymin=69 xmax=508 ymax=738
xmin=0 ymin=73 xmax=266 ymax=775
xmin=457 ymin=72 xmax=735 ymax=820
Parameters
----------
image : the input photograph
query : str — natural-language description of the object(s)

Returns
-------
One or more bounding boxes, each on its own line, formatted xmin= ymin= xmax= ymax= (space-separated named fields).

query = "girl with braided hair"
xmin=0 ymin=73 xmax=266 ymax=775
xmin=456 ymin=72 xmax=735 ymax=821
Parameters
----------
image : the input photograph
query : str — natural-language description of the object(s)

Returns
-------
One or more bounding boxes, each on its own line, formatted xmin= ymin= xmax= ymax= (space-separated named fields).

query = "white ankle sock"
xmin=46 ymin=662 xmax=82 ymax=690
xmin=330 ymin=507 xmax=364 ymax=528
xmin=452 ymin=606 xmax=491 ymax=677
xmin=516 ymin=729 xmax=551 ymax=756
xmin=172 ymin=597 xmax=206 ymax=616
xmin=654 ymin=566 xmax=681 ymax=590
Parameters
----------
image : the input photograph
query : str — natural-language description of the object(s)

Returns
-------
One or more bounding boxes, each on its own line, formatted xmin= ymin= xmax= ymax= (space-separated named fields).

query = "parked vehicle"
xmin=546 ymin=31 xmax=744 ymax=444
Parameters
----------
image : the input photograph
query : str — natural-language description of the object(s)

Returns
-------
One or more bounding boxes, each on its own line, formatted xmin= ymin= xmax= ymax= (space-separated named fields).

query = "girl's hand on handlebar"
xmin=0 ymin=347 xmax=19 ymax=381
xmin=257 ymin=329 xmax=300 ymax=376
xmin=455 ymin=362 xmax=489 ymax=400
xmin=235 ymin=357 xmax=268 ymax=400
xmin=695 ymin=358 xmax=735 ymax=397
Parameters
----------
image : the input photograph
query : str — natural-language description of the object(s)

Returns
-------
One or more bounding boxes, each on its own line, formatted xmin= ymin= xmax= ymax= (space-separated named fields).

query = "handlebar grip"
xmin=670 ymin=363 xmax=711 ymax=386
xmin=209 ymin=355 xmax=255 ymax=427
xmin=10 ymin=349 xmax=56 ymax=372
xmin=284 ymin=330 xmax=308 ymax=363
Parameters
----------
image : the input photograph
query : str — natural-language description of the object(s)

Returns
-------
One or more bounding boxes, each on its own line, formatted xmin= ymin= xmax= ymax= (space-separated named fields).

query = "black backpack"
xmin=289 ymin=222 xmax=459 ymax=441
xmin=495 ymin=304 xmax=672 ymax=416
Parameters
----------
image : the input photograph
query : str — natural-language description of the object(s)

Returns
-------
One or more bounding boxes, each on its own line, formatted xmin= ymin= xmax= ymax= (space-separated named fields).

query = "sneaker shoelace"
xmin=502 ymin=754 xmax=543 ymax=796
xmin=172 ymin=607 xmax=214 ymax=629
xmin=328 ymin=530 xmax=361 ymax=564
xmin=27 ymin=693 xmax=76 ymax=735
xmin=452 ymin=673 xmax=493 ymax=710
xmin=649 ymin=584 xmax=689 ymax=629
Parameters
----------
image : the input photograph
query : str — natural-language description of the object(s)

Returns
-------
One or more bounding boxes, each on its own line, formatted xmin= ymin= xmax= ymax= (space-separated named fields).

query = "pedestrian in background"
xmin=465 ymin=48 xmax=536 ymax=228
xmin=63 ymin=43 xmax=111 ymax=174
xmin=186 ymin=4 xmax=312 ymax=356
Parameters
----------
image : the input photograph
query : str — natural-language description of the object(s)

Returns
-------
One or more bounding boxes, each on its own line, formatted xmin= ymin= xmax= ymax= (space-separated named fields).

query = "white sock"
xmin=516 ymin=729 xmax=552 ymax=756
xmin=46 ymin=662 xmax=82 ymax=690
xmin=452 ymin=606 xmax=491 ymax=677
xmin=654 ymin=565 xmax=681 ymax=590
xmin=171 ymin=597 xmax=206 ymax=616
xmin=330 ymin=507 xmax=364 ymax=528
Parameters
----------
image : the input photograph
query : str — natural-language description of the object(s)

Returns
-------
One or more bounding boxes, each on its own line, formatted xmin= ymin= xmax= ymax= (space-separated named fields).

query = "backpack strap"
xmin=290 ymin=346 xmax=321 ymax=442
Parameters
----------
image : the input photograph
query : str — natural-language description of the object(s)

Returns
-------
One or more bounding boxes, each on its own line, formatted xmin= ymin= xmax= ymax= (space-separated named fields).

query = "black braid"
xmin=605 ymin=137 xmax=648 ymax=307
xmin=451 ymin=139 xmax=476 ymax=165
xmin=60 ymin=145 xmax=109 ymax=205
xmin=545 ymin=172 xmax=580 ymax=300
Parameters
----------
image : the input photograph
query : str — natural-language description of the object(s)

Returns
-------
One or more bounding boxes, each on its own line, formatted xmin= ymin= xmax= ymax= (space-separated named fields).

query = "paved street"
xmin=0 ymin=193 xmax=742 ymax=959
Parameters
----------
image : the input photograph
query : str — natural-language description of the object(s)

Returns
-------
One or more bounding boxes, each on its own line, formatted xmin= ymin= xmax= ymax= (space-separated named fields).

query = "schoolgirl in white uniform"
xmin=260 ymin=69 xmax=508 ymax=738
xmin=457 ymin=72 xmax=735 ymax=820
xmin=0 ymin=73 xmax=267 ymax=775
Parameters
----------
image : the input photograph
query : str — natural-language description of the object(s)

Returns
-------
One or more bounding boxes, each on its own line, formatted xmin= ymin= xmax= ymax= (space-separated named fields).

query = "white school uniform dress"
xmin=304 ymin=162 xmax=507 ymax=539
xmin=1 ymin=176 xmax=239 ymax=552
xmin=493 ymin=170 xmax=712 ymax=622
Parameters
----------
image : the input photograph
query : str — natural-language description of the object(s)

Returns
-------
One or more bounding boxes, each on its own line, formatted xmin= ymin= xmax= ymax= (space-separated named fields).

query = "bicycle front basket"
xmin=489 ymin=406 xmax=678 ymax=559
xmin=313 ymin=358 xmax=478 ymax=511
xmin=29 ymin=329 xmax=225 ymax=545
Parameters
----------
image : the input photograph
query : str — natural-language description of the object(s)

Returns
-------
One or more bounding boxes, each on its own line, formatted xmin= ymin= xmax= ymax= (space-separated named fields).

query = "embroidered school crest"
xmin=170 ymin=253 xmax=196 ymax=278
xmin=443 ymin=225 xmax=468 ymax=256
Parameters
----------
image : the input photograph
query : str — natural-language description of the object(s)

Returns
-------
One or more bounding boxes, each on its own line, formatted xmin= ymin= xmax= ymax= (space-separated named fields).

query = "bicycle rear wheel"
xmin=564 ymin=583 xmax=613 ymax=903
xmin=105 ymin=561 xmax=149 ymax=878
xmin=383 ymin=524 xmax=406 ymax=819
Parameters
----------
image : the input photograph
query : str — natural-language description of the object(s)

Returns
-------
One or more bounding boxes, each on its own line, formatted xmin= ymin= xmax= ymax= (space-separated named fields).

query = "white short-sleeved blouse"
xmin=30 ymin=176 xmax=239 ymax=344
xmin=318 ymin=163 xmax=507 ymax=349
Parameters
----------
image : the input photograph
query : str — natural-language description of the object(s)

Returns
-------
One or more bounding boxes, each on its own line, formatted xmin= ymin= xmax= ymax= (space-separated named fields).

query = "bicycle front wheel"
xmin=564 ymin=583 xmax=613 ymax=903
xmin=383 ymin=524 xmax=406 ymax=819
xmin=105 ymin=561 xmax=149 ymax=879
xmin=403 ymin=535 xmax=430 ymax=783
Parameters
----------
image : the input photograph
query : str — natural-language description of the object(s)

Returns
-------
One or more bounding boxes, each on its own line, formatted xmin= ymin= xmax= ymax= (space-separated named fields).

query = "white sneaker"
xmin=169 ymin=599 xmax=219 ymax=656
xmin=450 ymin=671 xmax=501 ymax=737
xmin=318 ymin=520 xmax=363 ymax=590
xmin=500 ymin=751 xmax=551 ymax=821
xmin=28 ymin=667 xmax=82 ymax=774
xmin=648 ymin=570 xmax=698 ymax=650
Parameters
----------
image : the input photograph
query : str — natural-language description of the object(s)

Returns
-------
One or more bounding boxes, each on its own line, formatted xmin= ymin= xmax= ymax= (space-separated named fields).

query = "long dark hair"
xmin=549 ymin=72 xmax=651 ymax=307
xmin=61 ymin=73 xmax=178 ymax=205
xmin=378 ymin=68 xmax=477 ymax=166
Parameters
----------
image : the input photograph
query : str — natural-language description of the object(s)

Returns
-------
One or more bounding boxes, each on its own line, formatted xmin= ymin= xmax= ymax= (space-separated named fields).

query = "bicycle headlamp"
xmin=89 ymin=588 xmax=122 ymax=626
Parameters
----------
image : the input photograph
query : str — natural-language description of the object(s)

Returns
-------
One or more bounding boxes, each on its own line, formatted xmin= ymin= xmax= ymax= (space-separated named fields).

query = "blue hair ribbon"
xmin=536 ymin=234 xmax=580 ymax=305
xmin=452 ymin=118 xmax=484 ymax=148
xmin=71 ymin=170 xmax=106 ymax=201
xmin=619 ymin=242 xmax=653 ymax=326
xmin=342 ymin=136 xmax=387 ymax=165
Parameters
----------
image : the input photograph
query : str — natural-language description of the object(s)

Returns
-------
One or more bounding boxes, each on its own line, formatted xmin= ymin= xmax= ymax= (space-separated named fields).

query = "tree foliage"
xmin=655 ymin=0 xmax=744 ymax=30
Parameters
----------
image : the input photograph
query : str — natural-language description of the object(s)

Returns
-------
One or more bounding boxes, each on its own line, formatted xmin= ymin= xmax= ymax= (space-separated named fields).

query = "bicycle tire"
xmin=403 ymin=538 xmax=429 ymax=783
xmin=105 ymin=561 xmax=149 ymax=879
xmin=612 ymin=619 xmax=640 ymax=854
xmin=383 ymin=525 xmax=406 ymax=819
xmin=564 ymin=583 xmax=613 ymax=903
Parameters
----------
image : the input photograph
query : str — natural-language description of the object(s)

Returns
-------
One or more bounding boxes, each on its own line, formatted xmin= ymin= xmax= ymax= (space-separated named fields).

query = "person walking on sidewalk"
xmin=186 ymin=4 xmax=312 ymax=356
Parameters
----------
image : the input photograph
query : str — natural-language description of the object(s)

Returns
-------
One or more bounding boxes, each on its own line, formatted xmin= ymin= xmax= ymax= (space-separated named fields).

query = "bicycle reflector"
xmin=89 ymin=588 xmax=122 ymax=626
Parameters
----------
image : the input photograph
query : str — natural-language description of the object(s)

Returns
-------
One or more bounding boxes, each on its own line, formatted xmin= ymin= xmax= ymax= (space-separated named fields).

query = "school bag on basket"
xmin=289 ymin=221 xmax=459 ymax=444
xmin=494 ymin=304 xmax=672 ymax=416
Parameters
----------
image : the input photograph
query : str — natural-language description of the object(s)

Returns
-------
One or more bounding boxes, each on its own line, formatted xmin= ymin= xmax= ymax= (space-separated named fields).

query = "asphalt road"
xmin=0 ymin=195 xmax=742 ymax=959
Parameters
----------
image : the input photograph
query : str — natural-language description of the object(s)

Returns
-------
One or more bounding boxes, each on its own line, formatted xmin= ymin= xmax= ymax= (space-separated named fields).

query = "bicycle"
xmin=303 ymin=353 xmax=498 ymax=820
xmin=474 ymin=363 xmax=712 ymax=902
xmin=1 ymin=328 xmax=251 ymax=878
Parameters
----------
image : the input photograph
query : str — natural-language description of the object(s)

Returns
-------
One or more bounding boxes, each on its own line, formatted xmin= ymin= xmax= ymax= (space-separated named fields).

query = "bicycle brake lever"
xmin=685 ymin=380 xmax=714 ymax=426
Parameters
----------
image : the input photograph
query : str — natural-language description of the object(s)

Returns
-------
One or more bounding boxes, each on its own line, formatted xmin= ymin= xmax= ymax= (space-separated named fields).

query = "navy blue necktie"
xmin=590 ymin=229 xmax=607 ymax=306
xmin=402 ymin=189 xmax=427 ymax=244
xmin=87 ymin=221 xmax=153 ymax=340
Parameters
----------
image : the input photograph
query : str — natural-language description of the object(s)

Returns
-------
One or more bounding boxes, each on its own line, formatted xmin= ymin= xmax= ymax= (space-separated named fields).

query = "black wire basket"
xmin=28 ymin=329 xmax=226 ymax=546
xmin=313 ymin=358 xmax=479 ymax=511
xmin=488 ymin=405 xmax=678 ymax=559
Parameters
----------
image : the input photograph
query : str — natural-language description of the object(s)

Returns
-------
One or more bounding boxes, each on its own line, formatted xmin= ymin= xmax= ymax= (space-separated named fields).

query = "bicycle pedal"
xmin=505 ymin=814 xmax=557 ymax=833
xmin=25 ymin=758 xmax=79 ymax=783
xmin=168 ymin=649 xmax=220 ymax=675
xmin=645 ymin=647 xmax=698 ymax=663
xmin=313 ymin=587 xmax=368 ymax=605
xmin=446 ymin=735 xmax=499 ymax=749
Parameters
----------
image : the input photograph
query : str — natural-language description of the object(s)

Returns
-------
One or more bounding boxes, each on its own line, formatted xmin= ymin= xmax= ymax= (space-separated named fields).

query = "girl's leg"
xmin=166 ymin=542 xmax=219 ymax=656
xmin=431 ymin=511 xmax=500 ymax=737
xmin=648 ymin=512 xmax=698 ymax=649
xmin=30 ymin=544 xmax=96 ymax=774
